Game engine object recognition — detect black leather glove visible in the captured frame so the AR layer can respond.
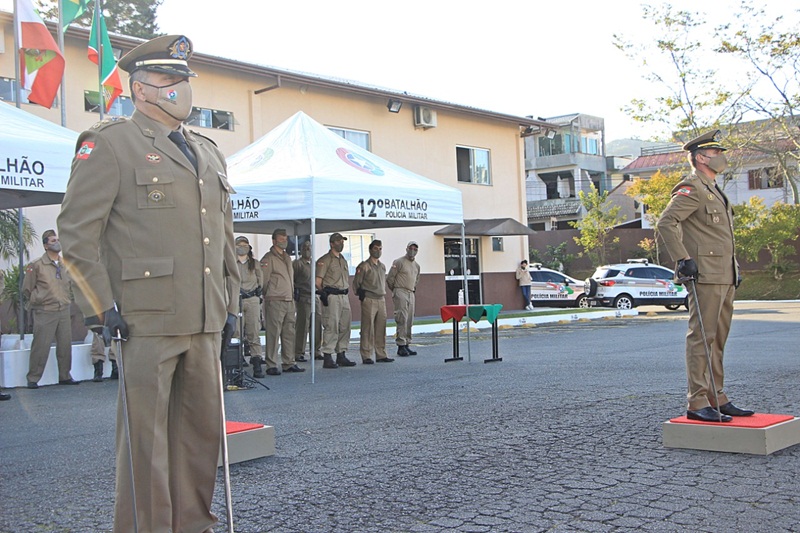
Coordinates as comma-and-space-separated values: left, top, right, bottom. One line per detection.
677, 258, 698, 279
86, 307, 129, 346
221, 313, 236, 347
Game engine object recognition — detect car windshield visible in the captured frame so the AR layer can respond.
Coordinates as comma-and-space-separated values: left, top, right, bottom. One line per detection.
593, 268, 620, 279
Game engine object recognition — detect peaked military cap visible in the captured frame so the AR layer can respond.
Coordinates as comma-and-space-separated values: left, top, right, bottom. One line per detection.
118, 35, 197, 77
682, 130, 727, 152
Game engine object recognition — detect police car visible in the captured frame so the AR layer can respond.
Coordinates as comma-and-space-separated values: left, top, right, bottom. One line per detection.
528, 264, 588, 308
584, 259, 689, 310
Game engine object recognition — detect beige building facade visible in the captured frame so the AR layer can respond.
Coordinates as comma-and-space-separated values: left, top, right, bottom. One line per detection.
1, 13, 547, 317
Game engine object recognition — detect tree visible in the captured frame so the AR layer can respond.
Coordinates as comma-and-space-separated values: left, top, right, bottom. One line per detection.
0, 210, 36, 262
37, 0, 163, 39
734, 197, 800, 280
625, 169, 685, 263
571, 187, 625, 266
528, 242, 576, 272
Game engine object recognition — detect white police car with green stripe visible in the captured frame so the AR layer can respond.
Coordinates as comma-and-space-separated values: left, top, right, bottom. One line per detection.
585, 259, 688, 310
529, 264, 588, 308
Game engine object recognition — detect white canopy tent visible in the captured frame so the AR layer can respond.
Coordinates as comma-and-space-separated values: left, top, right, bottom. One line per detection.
227, 111, 466, 380
0, 102, 77, 210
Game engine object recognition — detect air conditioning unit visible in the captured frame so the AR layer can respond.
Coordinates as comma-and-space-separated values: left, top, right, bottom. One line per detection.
414, 106, 437, 128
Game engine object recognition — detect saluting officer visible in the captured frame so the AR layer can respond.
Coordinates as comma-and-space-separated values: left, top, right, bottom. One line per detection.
657, 130, 752, 423
316, 233, 356, 369
260, 229, 303, 375
236, 236, 265, 377
293, 240, 322, 362
353, 240, 394, 364
387, 241, 421, 357
58, 35, 239, 532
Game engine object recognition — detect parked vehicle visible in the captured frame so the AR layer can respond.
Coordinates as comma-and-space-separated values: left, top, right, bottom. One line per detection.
529, 263, 588, 308
584, 259, 688, 310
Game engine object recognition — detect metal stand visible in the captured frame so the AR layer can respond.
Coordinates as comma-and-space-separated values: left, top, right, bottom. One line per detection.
484, 320, 502, 363
444, 317, 463, 362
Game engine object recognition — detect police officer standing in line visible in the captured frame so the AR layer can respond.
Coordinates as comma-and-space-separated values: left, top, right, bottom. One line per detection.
387, 241, 421, 357
260, 229, 304, 375
293, 240, 323, 362
316, 233, 356, 369
90, 332, 118, 382
236, 236, 266, 378
657, 130, 753, 423
353, 240, 394, 364
58, 35, 239, 532
23, 230, 78, 388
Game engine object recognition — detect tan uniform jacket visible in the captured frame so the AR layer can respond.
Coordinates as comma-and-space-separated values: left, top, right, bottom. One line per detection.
353, 259, 387, 299
58, 111, 240, 336
387, 256, 420, 292
316, 251, 349, 290
260, 247, 294, 301
657, 172, 738, 285
293, 257, 315, 303
23, 253, 72, 311
238, 259, 263, 293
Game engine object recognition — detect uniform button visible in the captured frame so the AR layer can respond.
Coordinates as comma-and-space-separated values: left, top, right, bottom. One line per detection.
203, 237, 210, 245
205, 267, 211, 275
198, 179, 204, 186
710, 251, 714, 255
152, 177, 158, 183
201, 208, 207, 215
144, 271, 151, 277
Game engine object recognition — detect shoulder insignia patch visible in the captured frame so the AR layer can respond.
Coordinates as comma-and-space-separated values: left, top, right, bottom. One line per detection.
76, 142, 95, 160
674, 187, 692, 197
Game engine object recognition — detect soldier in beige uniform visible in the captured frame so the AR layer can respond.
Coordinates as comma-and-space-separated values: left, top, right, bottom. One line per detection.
657, 130, 752, 423
387, 241, 421, 357
353, 240, 394, 364
90, 332, 118, 382
293, 240, 322, 362
260, 229, 304, 375
23, 230, 78, 388
316, 233, 356, 369
236, 236, 265, 377
58, 36, 239, 533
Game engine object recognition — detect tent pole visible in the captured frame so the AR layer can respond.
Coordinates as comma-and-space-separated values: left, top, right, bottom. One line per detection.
461, 223, 470, 362
310, 219, 316, 384
18, 208, 24, 340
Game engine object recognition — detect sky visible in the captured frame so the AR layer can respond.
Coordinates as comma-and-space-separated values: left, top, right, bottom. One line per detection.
2, 0, 789, 141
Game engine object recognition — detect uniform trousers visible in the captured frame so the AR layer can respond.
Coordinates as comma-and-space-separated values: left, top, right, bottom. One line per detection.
239, 295, 263, 358
295, 296, 322, 358
113, 332, 221, 533
265, 300, 296, 370
685, 282, 734, 410
91, 332, 117, 363
321, 293, 351, 354
359, 297, 388, 360
27, 307, 73, 383
392, 288, 415, 346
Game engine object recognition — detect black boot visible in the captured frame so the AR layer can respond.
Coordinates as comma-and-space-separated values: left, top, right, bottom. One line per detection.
336, 352, 356, 367
251, 356, 266, 378
323, 353, 339, 369
110, 360, 118, 380
397, 345, 410, 357
92, 361, 104, 382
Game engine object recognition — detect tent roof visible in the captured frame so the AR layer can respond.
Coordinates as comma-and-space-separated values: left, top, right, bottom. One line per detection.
0, 102, 78, 209
228, 111, 463, 235
434, 218, 535, 237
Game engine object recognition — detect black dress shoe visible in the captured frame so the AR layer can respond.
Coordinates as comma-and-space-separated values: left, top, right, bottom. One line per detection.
687, 406, 732, 422
27, 382, 39, 389
295, 355, 308, 363
376, 357, 394, 363
362, 359, 374, 364
59, 379, 80, 385
265, 367, 281, 376
406, 347, 417, 355
314, 354, 325, 361
283, 365, 305, 373
716, 402, 755, 417
0, 392, 10, 401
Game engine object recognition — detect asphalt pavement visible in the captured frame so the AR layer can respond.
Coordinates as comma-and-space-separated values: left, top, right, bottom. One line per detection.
1, 301, 799, 532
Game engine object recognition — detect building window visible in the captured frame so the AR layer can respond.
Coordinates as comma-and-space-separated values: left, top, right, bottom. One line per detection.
186, 107, 234, 130
748, 167, 784, 190
328, 127, 371, 151
539, 134, 565, 156
84, 91, 133, 116
1, 77, 57, 107
491, 237, 503, 252
342, 234, 374, 275
456, 146, 491, 185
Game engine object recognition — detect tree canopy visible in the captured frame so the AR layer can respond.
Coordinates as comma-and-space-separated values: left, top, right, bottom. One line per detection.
37, 0, 163, 39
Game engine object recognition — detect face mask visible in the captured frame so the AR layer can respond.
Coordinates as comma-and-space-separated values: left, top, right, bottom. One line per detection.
407, 249, 417, 258
236, 246, 248, 256
276, 240, 288, 250
332, 242, 344, 253
140, 79, 193, 121
370, 249, 382, 259
301, 246, 311, 259
47, 242, 61, 253
704, 153, 728, 174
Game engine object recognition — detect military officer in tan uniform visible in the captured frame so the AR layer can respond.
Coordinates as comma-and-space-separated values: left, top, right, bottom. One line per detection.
23, 230, 78, 388
387, 241, 421, 357
260, 229, 303, 375
58, 35, 239, 533
293, 240, 322, 362
353, 240, 394, 364
236, 235, 265, 377
316, 233, 356, 369
657, 130, 752, 423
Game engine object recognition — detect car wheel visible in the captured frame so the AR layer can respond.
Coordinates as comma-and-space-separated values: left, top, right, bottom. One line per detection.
683, 296, 689, 311
585, 278, 598, 297
613, 294, 634, 310
665, 303, 681, 311
576, 295, 589, 309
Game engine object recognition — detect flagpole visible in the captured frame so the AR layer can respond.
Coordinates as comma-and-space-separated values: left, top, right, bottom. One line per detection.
95, 0, 104, 120
57, 0, 67, 126
13, 0, 22, 110
13, 0, 25, 340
